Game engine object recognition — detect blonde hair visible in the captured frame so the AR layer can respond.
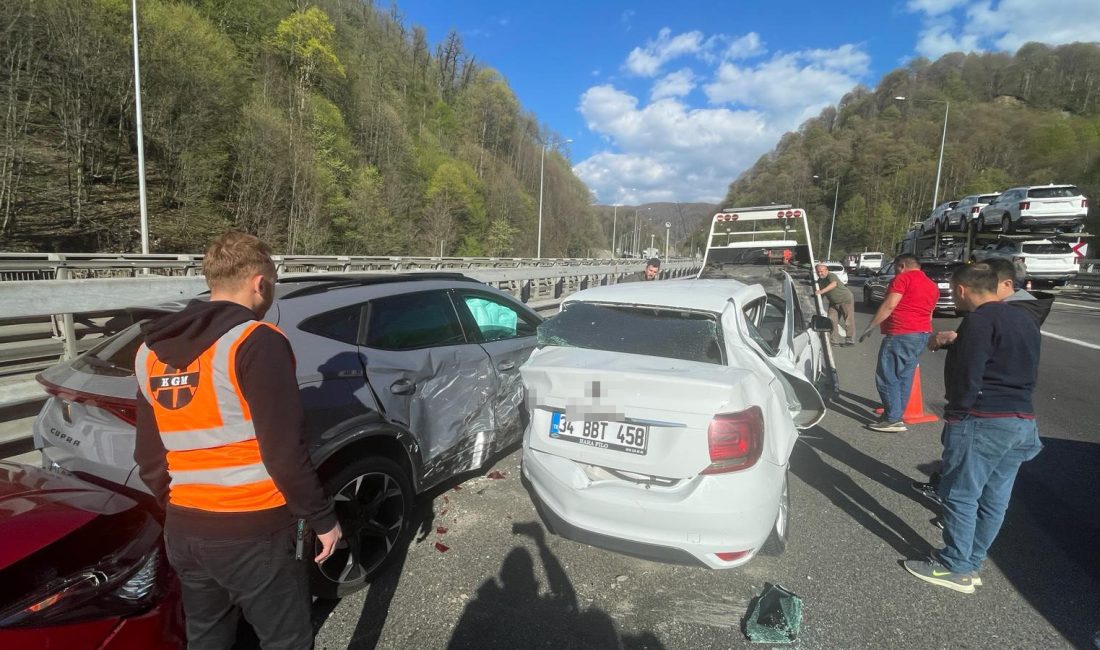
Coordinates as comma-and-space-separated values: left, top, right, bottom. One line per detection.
203, 231, 274, 291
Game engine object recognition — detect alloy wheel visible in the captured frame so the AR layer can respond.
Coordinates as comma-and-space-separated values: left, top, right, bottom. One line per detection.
318, 471, 406, 585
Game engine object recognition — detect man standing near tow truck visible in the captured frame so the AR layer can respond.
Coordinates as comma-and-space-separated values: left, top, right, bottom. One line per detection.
814, 263, 855, 347
134, 231, 342, 649
859, 253, 938, 433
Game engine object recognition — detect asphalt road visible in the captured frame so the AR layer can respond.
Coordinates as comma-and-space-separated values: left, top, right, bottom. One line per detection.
309, 285, 1100, 650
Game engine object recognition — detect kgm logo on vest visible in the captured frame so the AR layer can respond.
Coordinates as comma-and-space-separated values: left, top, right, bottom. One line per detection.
150, 363, 200, 409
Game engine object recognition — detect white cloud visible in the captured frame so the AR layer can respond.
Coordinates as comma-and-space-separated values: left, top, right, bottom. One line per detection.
906, 0, 969, 16
651, 68, 696, 100
909, 0, 1100, 59
704, 46, 869, 117
725, 32, 766, 60
575, 32, 869, 203
624, 28, 707, 77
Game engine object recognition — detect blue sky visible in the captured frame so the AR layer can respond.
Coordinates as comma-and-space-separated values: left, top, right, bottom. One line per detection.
397, 0, 1100, 204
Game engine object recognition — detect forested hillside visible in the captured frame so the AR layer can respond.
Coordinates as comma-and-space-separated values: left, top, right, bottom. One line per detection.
721, 43, 1100, 257
0, 0, 599, 255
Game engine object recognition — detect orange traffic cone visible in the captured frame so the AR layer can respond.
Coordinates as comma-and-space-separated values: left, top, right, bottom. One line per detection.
874, 365, 939, 425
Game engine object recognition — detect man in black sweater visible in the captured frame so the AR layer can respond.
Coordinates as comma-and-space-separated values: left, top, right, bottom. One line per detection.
135, 232, 340, 648
903, 263, 1043, 593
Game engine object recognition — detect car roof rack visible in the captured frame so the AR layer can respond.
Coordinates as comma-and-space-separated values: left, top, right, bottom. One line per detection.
278, 272, 480, 299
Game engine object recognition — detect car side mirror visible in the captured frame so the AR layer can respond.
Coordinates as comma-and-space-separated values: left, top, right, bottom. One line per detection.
810, 315, 833, 333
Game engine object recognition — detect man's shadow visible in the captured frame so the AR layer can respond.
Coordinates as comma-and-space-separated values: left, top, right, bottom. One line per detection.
446, 522, 665, 649
792, 426, 934, 558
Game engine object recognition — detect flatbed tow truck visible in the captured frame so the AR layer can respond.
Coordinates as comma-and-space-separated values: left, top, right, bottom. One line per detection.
697, 204, 840, 400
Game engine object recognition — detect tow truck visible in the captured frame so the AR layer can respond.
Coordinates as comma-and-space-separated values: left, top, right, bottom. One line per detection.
698, 205, 840, 400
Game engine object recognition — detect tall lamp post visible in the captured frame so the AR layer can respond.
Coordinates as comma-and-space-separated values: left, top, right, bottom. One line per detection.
131, 0, 149, 254
664, 221, 671, 259
537, 137, 572, 258
611, 204, 618, 258
896, 96, 949, 211
813, 174, 841, 261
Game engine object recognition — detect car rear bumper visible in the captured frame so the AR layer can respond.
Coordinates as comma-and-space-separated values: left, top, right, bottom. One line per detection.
1019, 215, 1086, 227
1026, 270, 1077, 281
521, 445, 781, 569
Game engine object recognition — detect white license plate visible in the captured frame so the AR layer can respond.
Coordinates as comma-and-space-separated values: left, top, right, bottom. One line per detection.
548, 412, 648, 455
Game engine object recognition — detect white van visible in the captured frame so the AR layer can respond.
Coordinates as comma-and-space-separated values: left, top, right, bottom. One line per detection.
856, 251, 884, 275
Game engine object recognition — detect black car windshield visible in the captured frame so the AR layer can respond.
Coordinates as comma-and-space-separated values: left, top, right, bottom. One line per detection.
538, 302, 723, 365
1028, 186, 1079, 199
979, 194, 1000, 203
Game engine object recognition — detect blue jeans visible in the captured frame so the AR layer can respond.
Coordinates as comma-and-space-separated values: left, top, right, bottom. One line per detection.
874, 333, 929, 422
937, 417, 1042, 573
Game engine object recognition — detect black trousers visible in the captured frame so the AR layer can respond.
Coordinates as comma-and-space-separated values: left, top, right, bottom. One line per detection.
165, 525, 312, 650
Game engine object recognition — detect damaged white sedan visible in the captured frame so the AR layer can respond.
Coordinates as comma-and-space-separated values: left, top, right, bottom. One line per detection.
520, 277, 829, 568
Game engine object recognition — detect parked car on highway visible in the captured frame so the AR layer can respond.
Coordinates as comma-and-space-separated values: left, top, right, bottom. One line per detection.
854, 251, 884, 275
977, 185, 1089, 233
32, 273, 542, 598
862, 260, 963, 315
971, 239, 1078, 285
945, 192, 1000, 232
520, 278, 830, 569
0, 461, 182, 649
921, 200, 959, 234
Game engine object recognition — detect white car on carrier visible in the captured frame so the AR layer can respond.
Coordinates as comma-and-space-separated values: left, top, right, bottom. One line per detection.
519, 206, 832, 569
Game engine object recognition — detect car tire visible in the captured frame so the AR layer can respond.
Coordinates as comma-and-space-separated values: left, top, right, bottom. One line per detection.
761, 468, 790, 556
1001, 215, 1014, 234
310, 456, 413, 599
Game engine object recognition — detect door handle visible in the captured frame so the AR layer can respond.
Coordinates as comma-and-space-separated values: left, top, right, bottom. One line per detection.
497, 360, 516, 372
389, 379, 415, 395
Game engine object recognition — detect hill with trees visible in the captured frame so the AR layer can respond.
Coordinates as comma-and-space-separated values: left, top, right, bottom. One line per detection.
0, 0, 599, 256
718, 42, 1100, 258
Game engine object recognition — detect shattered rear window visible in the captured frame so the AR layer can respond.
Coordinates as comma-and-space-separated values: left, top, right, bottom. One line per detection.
538, 302, 724, 365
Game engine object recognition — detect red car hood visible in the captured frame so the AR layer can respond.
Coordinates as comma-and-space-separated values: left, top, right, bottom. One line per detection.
0, 462, 138, 570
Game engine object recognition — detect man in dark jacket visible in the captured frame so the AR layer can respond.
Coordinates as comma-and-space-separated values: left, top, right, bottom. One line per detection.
902, 264, 1043, 593
915, 257, 1053, 507
134, 232, 341, 649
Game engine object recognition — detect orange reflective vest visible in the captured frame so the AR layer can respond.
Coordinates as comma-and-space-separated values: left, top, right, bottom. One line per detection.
135, 321, 287, 512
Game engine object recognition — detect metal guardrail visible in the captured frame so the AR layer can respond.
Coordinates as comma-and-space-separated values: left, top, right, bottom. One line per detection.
1071, 258, 1100, 288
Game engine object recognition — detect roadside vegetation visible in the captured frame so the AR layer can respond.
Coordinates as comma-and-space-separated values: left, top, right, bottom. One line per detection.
0, 0, 599, 256
720, 43, 1100, 257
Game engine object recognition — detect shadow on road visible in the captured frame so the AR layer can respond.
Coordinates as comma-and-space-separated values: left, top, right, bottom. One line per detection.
989, 436, 1100, 647
792, 426, 934, 558
446, 522, 664, 650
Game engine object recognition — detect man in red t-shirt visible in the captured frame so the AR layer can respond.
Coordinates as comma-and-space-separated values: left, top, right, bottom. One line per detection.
858, 253, 938, 432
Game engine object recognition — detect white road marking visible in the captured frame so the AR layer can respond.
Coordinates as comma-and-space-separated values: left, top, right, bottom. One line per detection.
1053, 301, 1100, 312
1041, 331, 1100, 350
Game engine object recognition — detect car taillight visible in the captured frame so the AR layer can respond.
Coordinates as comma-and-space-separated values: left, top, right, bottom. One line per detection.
715, 550, 751, 562
1019, 201, 1030, 210
702, 406, 763, 474
1083, 199, 1090, 209
971, 206, 980, 214
36, 375, 138, 425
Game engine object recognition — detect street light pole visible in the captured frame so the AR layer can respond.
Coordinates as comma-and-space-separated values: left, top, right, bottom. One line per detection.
664, 221, 671, 259
611, 204, 617, 258
131, 0, 149, 254
827, 179, 839, 260
632, 209, 639, 257
896, 96, 949, 211
536, 137, 572, 259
